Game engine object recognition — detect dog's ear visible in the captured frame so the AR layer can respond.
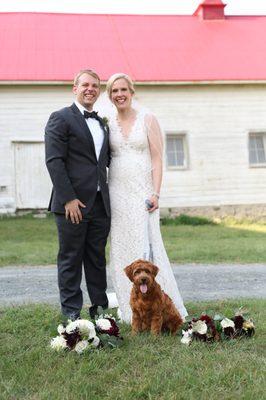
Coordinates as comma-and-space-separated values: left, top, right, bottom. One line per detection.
124, 263, 135, 282
151, 263, 159, 277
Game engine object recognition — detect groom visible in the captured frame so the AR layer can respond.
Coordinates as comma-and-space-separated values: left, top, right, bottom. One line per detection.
45, 69, 111, 321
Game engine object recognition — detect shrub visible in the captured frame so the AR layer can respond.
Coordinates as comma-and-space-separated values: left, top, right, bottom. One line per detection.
161, 214, 215, 226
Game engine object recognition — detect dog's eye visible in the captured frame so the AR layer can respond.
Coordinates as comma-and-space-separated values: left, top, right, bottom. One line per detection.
133, 268, 150, 275
133, 269, 141, 275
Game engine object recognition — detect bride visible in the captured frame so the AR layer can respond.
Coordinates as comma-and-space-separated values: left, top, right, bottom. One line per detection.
106, 73, 188, 323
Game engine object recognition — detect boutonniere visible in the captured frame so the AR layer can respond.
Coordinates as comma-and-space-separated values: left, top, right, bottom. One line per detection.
102, 116, 109, 128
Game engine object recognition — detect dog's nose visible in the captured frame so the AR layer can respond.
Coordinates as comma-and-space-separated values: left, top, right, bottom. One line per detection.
141, 278, 147, 284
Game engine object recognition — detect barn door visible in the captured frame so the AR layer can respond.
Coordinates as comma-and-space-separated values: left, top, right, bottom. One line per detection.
13, 141, 51, 209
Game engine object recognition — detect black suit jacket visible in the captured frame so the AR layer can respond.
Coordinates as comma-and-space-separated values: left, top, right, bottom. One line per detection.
45, 103, 111, 216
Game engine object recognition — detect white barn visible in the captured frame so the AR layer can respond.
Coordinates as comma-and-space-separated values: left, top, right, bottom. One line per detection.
1, 1, 266, 218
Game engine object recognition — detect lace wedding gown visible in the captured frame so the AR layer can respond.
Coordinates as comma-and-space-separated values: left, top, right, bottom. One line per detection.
108, 110, 188, 323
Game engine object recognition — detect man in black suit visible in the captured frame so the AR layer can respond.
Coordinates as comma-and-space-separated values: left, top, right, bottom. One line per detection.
45, 69, 110, 320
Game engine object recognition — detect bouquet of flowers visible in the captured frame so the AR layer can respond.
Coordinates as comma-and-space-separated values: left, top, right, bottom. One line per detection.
50, 314, 123, 354
181, 309, 255, 346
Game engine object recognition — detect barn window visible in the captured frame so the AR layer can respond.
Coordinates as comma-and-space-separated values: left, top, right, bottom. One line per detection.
249, 133, 266, 166
166, 134, 188, 169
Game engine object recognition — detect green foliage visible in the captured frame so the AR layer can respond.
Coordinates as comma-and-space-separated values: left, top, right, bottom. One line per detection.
99, 333, 124, 349
161, 214, 215, 226
0, 300, 265, 400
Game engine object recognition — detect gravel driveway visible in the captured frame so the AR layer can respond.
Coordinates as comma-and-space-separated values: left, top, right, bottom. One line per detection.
0, 263, 265, 307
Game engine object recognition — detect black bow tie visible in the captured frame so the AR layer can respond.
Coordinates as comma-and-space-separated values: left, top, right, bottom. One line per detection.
84, 110, 99, 120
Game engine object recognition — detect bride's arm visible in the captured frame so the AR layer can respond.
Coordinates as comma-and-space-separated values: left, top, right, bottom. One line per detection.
146, 114, 164, 212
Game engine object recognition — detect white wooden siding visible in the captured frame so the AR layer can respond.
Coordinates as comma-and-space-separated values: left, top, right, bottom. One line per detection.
1, 84, 266, 211
0, 85, 73, 210
13, 141, 51, 208
137, 85, 266, 208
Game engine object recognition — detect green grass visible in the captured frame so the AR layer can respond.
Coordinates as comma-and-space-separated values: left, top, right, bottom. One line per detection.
0, 214, 58, 266
1, 214, 266, 266
163, 222, 266, 263
0, 299, 265, 400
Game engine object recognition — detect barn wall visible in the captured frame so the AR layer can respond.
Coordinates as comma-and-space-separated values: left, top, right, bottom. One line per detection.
1, 83, 266, 216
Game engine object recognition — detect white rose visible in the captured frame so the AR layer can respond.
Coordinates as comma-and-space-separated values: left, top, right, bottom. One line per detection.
65, 320, 80, 334
77, 320, 96, 337
57, 324, 65, 335
96, 318, 112, 331
74, 340, 89, 354
180, 329, 193, 345
221, 318, 235, 330
50, 336, 68, 351
66, 319, 96, 338
192, 320, 208, 335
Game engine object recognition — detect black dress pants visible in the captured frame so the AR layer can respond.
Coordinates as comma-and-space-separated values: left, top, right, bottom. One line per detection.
55, 192, 110, 317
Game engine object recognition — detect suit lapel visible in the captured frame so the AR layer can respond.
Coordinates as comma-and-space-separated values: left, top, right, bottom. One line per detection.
98, 123, 108, 162
70, 103, 97, 160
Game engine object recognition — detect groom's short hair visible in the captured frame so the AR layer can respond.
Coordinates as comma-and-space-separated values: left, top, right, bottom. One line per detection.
74, 69, 100, 86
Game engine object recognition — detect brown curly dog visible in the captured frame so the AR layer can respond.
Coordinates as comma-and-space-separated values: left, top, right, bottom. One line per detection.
124, 259, 183, 335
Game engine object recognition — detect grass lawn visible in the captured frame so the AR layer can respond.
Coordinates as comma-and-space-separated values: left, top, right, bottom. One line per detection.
0, 299, 265, 400
1, 214, 266, 266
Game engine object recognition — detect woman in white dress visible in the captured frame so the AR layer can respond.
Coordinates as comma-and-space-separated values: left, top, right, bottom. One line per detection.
106, 73, 188, 323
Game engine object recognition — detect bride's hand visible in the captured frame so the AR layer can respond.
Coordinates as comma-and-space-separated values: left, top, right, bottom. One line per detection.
147, 195, 159, 213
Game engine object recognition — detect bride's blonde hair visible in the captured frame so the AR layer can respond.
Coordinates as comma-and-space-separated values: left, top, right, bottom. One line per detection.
106, 73, 135, 100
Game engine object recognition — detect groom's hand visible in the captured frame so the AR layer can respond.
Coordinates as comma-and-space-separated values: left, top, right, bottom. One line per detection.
65, 199, 86, 224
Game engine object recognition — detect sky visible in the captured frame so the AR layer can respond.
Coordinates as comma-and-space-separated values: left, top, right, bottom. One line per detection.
0, 0, 265, 15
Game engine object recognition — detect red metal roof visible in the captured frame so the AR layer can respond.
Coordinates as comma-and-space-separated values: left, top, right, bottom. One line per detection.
1, 12, 266, 82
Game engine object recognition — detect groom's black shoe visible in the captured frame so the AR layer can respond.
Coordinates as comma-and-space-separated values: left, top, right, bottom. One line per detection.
89, 305, 98, 320
89, 302, 108, 320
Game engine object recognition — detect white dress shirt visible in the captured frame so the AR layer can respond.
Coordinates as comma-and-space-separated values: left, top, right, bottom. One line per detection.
74, 100, 104, 160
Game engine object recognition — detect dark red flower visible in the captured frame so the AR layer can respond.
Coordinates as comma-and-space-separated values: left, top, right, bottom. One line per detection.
233, 315, 244, 331
193, 332, 207, 342
96, 318, 120, 337
62, 328, 82, 349
200, 314, 213, 324
199, 314, 218, 339
223, 326, 235, 338
107, 318, 120, 337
